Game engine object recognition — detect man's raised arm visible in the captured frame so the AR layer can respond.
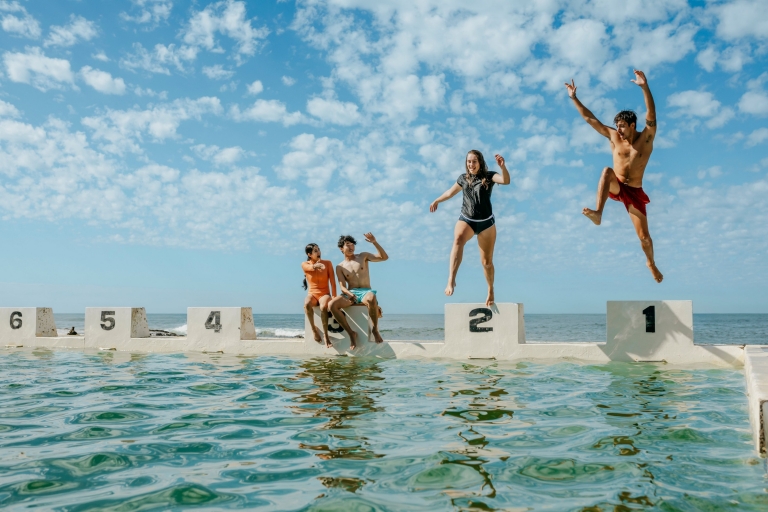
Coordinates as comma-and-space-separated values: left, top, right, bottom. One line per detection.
632, 70, 657, 137
564, 79, 611, 139
362, 232, 388, 262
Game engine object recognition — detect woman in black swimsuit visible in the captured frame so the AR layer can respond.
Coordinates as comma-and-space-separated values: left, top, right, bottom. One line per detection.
429, 150, 510, 306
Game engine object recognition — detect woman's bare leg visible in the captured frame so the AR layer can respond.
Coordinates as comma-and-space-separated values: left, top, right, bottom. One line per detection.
304, 295, 321, 342
446, 221, 475, 296
477, 224, 497, 306
318, 295, 332, 347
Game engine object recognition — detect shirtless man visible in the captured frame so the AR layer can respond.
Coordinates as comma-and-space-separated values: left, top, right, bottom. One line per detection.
565, 69, 663, 283
328, 233, 388, 348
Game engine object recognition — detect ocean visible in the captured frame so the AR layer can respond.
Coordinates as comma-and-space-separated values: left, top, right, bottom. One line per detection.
52, 313, 768, 344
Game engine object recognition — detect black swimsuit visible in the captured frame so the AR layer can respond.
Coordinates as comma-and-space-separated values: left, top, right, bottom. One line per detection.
457, 171, 497, 235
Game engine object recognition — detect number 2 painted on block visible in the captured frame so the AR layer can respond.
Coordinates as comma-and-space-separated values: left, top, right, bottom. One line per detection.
205, 311, 222, 333
642, 306, 655, 333
469, 308, 493, 333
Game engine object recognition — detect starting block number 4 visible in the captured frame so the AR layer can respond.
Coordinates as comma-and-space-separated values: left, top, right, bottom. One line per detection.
84, 308, 150, 348
0, 308, 57, 343
187, 308, 257, 349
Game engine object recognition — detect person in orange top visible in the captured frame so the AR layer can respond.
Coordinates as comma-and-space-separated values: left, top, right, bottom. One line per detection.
302, 243, 337, 347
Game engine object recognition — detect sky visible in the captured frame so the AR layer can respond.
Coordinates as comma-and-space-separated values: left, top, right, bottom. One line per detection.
0, 0, 767, 315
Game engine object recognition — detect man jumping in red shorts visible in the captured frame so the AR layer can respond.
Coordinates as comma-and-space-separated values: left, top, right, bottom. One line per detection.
565, 70, 663, 283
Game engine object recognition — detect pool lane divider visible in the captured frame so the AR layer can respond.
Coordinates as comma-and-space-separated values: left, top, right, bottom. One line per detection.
2, 301, 767, 457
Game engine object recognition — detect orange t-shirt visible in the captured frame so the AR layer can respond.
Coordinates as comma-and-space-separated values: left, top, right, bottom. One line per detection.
302, 259, 336, 298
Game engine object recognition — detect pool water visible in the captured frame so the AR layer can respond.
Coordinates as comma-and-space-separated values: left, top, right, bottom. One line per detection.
1, 350, 766, 510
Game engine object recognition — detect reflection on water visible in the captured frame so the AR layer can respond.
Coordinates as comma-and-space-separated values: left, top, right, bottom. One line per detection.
0, 351, 766, 510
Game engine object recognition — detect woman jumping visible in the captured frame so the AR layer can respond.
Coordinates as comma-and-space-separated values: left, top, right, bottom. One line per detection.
302, 243, 336, 347
429, 150, 510, 306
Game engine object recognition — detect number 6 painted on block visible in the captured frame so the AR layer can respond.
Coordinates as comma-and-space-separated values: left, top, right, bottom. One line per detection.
10, 311, 22, 330
469, 308, 493, 333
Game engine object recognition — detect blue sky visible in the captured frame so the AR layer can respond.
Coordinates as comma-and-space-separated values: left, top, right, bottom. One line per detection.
0, 0, 767, 315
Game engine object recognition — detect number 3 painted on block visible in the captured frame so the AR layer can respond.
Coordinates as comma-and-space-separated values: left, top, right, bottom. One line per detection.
469, 308, 493, 333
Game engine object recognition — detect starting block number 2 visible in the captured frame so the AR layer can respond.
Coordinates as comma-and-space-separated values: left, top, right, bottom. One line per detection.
469, 308, 493, 333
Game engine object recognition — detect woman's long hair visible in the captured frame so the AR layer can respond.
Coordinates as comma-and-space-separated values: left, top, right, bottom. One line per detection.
465, 149, 490, 189
302, 243, 319, 290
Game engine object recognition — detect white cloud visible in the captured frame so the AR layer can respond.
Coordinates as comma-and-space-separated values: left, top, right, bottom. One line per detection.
738, 91, 768, 116
191, 143, 246, 165
746, 128, 768, 147
121, 0, 173, 26
92, 51, 110, 62
82, 97, 223, 154
121, 42, 198, 74
667, 90, 733, 128
202, 64, 234, 80
230, 99, 304, 126
182, 0, 269, 63
246, 80, 263, 95
0, 99, 20, 118
277, 133, 360, 188
2, 47, 75, 91
697, 166, 722, 180
0, 1, 40, 39
281, 75, 296, 86
80, 66, 126, 95
306, 97, 361, 125
712, 0, 768, 41
44, 15, 98, 48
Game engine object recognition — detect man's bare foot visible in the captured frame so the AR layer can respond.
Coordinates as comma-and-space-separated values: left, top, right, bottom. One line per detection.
312, 325, 322, 342
324, 335, 333, 349
486, 289, 495, 307
348, 330, 358, 350
372, 328, 384, 344
445, 281, 456, 296
582, 207, 602, 225
648, 262, 664, 283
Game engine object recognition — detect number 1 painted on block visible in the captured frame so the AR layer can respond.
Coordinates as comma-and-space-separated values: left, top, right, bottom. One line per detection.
642, 306, 655, 333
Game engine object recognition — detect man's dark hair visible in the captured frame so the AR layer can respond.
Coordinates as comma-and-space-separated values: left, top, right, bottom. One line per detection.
338, 235, 356, 249
614, 110, 637, 127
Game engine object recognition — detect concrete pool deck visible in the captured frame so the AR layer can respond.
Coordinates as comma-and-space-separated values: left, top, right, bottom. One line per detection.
2, 301, 767, 456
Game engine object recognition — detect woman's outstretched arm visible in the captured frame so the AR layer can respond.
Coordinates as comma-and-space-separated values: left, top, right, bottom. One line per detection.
429, 183, 461, 212
492, 154, 510, 184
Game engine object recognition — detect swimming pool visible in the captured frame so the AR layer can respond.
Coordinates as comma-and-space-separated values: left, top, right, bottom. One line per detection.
1, 351, 766, 510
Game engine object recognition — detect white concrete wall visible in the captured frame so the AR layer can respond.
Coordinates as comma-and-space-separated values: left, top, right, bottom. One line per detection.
744, 346, 768, 454
0, 308, 57, 345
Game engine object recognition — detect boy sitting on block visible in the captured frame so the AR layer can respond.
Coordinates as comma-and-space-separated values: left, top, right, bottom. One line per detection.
329, 233, 388, 348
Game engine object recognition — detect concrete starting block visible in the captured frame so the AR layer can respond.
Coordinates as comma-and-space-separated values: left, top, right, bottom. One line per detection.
446, 303, 525, 359
0, 307, 57, 346
303, 304, 374, 355
85, 308, 149, 349
186, 307, 257, 352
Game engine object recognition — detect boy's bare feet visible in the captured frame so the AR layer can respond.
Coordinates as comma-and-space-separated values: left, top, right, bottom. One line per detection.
582, 207, 602, 225
324, 335, 333, 348
348, 330, 358, 350
648, 262, 664, 283
312, 326, 322, 343
372, 328, 384, 344
445, 281, 455, 296
486, 288, 495, 307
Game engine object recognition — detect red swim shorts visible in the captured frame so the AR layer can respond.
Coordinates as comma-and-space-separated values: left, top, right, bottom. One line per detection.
609, 180, 650, 217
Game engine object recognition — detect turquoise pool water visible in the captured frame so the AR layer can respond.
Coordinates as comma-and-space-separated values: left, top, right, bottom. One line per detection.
1, 350, 766, 510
